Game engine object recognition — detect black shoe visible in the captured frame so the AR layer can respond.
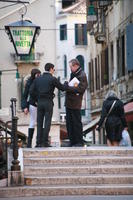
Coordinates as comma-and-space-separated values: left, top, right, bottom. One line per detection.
72, 143, 84, 147
35, 144, 41, 147
42, 143, 52, 147
27, 145, 31, 148
66, 142, 73, 147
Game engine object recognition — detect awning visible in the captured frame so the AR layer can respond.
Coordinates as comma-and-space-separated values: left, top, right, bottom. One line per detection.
124, 102, 133, 114
124, 102, 133, 122
83, 117, 100, 135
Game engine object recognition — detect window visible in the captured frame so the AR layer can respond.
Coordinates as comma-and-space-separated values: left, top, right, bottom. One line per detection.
81, 109, 85, 116
60, 24, 67, 41
95, 57, 100, 90
105, 48, 109, 85
89, 60, 94, 93
99, 0, 113, 7
75, 24, 87, 45
101, 48, 109, 87
62, 0, 75, 9
76, 55, 84, 70
121, 35, 125, 76
110, 42, 114, 80
126, 24, 133, 71
64, 55, 67, 78
117, 39, 120, 78
58, 77, 61, 109
117, 35, 126, 78
97, 55, 101, 89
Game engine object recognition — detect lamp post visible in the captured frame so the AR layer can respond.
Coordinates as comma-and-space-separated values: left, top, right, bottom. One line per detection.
10, 98, 20, 171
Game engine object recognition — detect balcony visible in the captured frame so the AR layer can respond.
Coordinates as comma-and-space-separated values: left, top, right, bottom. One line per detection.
11, 52, 44, 66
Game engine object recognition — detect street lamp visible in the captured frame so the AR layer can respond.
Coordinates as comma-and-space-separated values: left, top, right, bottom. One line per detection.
87, 0, 97, 22
87, 4, 97, 22
5, 20, 40, 56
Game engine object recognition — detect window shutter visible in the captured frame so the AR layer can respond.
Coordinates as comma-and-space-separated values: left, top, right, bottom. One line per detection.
101, 51, 105, 87
121, 35, 125, 76
105, 47, 109, 85
89, 62, 91, 91
60, 25, 62, 40
57, 77, 61, 108
90, 59, 94, 93
64, 55, 67, 78
60, 24, 67, 40
97, 55, 100, 90
95, 57, 98, 90
126, 23, 133, 71
83, 24, 87, 45
101, 48, 109, 87
75, 24, 78, 45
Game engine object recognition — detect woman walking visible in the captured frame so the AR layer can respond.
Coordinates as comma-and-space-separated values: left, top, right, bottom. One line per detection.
96, 90, 128, 146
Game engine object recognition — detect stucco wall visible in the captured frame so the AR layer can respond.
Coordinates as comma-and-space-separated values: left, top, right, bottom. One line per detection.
56, 12, 90, 119
0, 0, 59, 121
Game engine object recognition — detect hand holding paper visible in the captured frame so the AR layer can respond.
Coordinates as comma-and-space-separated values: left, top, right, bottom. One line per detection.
68, 77, 80, 87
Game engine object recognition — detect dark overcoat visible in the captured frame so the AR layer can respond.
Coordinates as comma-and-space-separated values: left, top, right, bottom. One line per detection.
29, 72, 67, 101
97, 96, 127, 142
65, 67, 88, 110
21, 77, 37, 110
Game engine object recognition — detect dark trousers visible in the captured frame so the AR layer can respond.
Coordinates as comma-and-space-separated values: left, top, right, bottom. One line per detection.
66, 107, 83, 146
36, 99, 53, 146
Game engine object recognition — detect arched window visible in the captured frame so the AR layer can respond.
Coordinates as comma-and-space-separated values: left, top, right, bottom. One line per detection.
76, 55, 84, 70
75, 24, 87, 45
64, 55, 67, 78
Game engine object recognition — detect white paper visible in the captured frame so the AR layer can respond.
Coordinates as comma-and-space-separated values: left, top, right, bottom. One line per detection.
68, 77, 80, 87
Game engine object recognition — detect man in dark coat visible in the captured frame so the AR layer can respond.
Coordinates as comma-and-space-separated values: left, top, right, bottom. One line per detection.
65, 59, 88, 147
30, 63, 68, 147
96, 90, 128, 146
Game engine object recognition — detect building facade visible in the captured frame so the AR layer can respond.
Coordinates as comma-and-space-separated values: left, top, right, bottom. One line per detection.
0, 0, 58, 117
0, 0, 60, 146
87, 0, 133, 144
56, 0, 91, 125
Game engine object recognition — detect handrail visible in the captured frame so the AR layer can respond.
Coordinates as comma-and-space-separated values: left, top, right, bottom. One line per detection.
0, 119, 27, 143
0, 120, 12, 180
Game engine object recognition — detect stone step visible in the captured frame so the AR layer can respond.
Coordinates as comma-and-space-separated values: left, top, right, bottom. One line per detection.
24, 165, 133, 176
24, 156, 133, 166
23, 147, 133, 158
0, 184, 133, 197
24, 174, 133, 186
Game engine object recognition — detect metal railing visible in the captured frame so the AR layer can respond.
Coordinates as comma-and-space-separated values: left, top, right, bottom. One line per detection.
0, 98, 27, 180
0, 120, 12, 180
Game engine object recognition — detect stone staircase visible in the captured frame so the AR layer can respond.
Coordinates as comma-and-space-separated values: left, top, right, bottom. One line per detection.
0, 146, 133, 197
